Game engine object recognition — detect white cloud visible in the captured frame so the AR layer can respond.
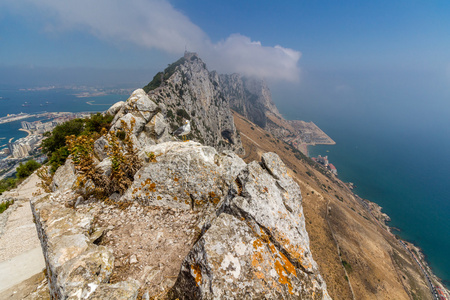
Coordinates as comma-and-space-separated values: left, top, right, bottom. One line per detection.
2, 0, 301, 81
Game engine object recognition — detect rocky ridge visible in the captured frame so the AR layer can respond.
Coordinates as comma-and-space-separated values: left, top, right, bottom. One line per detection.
143, 52, 244, 155
30, 63, 330, 298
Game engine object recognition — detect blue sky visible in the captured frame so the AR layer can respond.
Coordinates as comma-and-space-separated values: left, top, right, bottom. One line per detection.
1, 1, 450, 87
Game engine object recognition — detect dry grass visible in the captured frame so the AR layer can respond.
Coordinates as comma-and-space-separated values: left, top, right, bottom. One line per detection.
233, 110, 432, 300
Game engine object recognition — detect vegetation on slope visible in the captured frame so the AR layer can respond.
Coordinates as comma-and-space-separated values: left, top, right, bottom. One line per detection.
0, 159, 41, 195
66, 120, 142, 200
41, 113, 113, 172
143, 57, 186, 93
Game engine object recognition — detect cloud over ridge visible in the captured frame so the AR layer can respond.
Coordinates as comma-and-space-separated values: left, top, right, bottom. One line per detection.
3, 0, 301, 81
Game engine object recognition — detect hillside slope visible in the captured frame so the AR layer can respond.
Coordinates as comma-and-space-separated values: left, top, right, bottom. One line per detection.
233, 111, 433, 300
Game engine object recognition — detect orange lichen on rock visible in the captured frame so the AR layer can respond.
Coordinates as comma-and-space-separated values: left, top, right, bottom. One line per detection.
275, 231, 306, 267
191, 264, 202, 286
279, 252, 296, 277
274, 259, 294, 294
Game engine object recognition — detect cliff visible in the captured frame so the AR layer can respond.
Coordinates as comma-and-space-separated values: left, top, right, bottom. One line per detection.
143, 52, 244, 155
26, 54, 445, 299
217, 69, 335, 150
30, 74, 330, 297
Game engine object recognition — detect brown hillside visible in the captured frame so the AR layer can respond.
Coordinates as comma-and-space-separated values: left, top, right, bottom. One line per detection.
233, 111, 431, 300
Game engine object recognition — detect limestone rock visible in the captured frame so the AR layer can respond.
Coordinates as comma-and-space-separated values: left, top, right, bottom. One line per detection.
94, 136, 109, 161
97, 158, 112, 177
144, 53, 244, 154
106, 101, 125, 116
88, 280, 140, 299
57, 246, 114, 297
110, 112, 146, 137
127, 88, 158, 121
51, 159, 77, 192
31, 191, 139, 299
123, 141, 245, 214
171, 152, 330, 299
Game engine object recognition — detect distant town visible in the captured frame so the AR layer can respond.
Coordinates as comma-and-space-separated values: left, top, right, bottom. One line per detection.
0, 111, 93, 180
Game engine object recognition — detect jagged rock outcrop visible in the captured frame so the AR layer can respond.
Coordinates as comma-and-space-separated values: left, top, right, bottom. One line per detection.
31, 191, 139, 299
109, 88, 173, 148
51, 158, 77, 192
31, 54, 329, 299
143, 52, 244, 154
123, 141, 246, 214
170, 153, 330, 299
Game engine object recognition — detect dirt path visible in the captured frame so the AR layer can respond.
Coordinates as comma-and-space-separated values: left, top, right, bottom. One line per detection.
0, 173, 47, 295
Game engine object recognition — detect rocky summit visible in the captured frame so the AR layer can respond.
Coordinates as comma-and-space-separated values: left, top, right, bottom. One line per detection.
28, 55, 331, 299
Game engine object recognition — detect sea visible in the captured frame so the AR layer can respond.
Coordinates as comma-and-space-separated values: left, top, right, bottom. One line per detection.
0, 87, 126, 149
273, 72, 450, 288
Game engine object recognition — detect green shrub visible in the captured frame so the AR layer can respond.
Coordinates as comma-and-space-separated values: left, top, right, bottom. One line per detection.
176, 108, 190, 120
0, 178, 18, 194
143, 72, 163, 93
42, 114, 114, 173
49, 147, 70, 173
41, 119, 85, 155
16, 160, 41, 179
342, 260, 353, 272
0, 199, 14, 214
84, 113, 114, 133
143, 57, 187, 93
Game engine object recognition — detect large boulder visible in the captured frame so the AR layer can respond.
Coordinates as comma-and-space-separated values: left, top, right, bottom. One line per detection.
122, 141, 246, 214
170, 153, 330, 299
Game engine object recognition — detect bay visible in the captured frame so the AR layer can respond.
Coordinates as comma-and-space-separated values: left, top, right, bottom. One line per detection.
0, 88, 126, 147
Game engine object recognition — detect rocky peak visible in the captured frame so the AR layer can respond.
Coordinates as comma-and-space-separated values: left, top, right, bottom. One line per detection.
143, 53, 244, 155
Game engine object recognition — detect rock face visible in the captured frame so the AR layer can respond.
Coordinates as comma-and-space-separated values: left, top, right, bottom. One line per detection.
144, 52, 244, 154
30, 191, 139, 299
219, 74, 281, 128
170, 152, 330, 299
123, 141, 246, 215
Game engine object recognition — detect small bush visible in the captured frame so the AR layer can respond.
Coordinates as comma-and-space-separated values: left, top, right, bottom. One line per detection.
342, 260, 352, 272
176, 108, 190, 120
16, 160, 41, 179
0, 178, 17, 194
42, 114, 114, 173
0, 199, 14, 214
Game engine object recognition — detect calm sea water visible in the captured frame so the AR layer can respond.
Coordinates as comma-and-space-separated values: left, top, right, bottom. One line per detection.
0, 88, 125, 148
273, 74, 450, 287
